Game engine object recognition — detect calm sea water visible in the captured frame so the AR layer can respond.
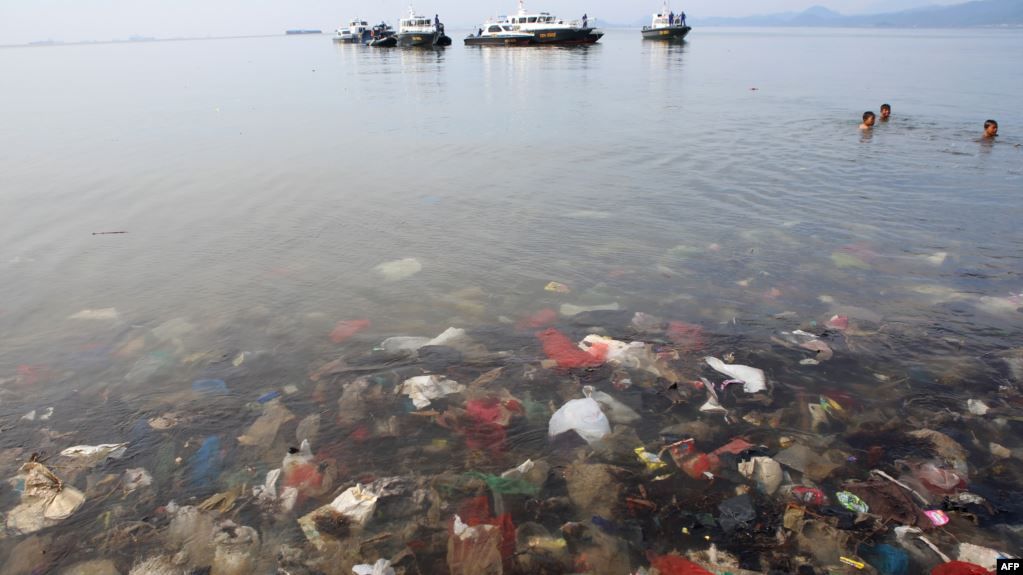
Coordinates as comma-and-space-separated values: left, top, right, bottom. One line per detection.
0, 27, 1022, 571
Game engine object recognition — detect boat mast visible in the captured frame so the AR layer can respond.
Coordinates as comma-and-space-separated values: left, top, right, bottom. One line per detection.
518, 0, 525, 16
661, 0, 669, 17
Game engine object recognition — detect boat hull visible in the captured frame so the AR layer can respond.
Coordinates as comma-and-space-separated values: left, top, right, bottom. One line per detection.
641, 26, 690, 40
528, 27, 602, 44
334, 33, 368, 44
464, 36, 534, 46
397, 31, 452, 47
366, 36, 397, 47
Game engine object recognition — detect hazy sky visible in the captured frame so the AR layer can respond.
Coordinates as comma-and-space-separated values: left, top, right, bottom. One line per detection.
0, 0, 967, 44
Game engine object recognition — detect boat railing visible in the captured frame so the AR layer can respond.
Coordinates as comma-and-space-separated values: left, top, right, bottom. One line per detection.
563, 17, 596, 28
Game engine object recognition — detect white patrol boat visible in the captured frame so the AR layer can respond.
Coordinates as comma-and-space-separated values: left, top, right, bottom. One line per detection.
494, 0, 602, 44
335, 19, 371, 43
396, 6, 452, 47
641, 2, 691, 40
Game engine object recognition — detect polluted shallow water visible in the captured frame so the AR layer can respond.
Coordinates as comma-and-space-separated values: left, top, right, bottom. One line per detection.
1, 266, 1022, 575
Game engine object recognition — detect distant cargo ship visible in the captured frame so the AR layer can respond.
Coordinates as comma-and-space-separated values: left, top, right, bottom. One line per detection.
285, 30, 323, 35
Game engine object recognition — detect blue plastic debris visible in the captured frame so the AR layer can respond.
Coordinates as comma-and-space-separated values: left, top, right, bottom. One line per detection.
192, 379, 228, 396
861, 543, 909, 575
256, 390, 282, 404
189, 435, 221, 490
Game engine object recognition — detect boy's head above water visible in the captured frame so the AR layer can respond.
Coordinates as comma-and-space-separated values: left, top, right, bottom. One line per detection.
861, 111, 876, 129
984, 119, 999, 138
880, 104, 891, 120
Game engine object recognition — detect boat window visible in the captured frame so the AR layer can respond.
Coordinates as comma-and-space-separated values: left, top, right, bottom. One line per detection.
527, 17, 537, 23
488, 25, 502, 33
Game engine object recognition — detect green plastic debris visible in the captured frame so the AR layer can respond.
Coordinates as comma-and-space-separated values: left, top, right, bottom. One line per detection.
465, 472, 541, 496
836, 491, 869, 513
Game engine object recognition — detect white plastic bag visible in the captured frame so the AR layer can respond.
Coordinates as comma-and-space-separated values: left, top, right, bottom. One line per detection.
705, 356, 767, 393
582, 385, 640, 424
353, 559, 396, 575
548, 397, 611, 445
399, 375, 465, 409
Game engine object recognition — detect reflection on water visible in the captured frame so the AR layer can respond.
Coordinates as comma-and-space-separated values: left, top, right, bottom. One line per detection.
0, 28, 1022, 573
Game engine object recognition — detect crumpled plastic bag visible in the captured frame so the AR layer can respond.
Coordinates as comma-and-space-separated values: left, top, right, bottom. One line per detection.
582, 385, 639, 424
374, 257, 422, 281
536, 328, 603, 369
238, 401, 294, 446
548, 396, 611, 445
737, 456, 783, 495
717, 494, 755, 533
5, 461, 86, 534
298, 483, 382, 550
353, 559, 396, 575
60, 443, 128, 460
212, 521, 260, 575
123, 468, 153, 493
399, 375, 465, 409
447, 514, 503, 575
253, 468, 298, 513
281, 439, 334, 499
705, 357, 767, 393
578, 334, 676, 380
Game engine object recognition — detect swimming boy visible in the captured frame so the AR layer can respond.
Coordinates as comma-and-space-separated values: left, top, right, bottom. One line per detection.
860, 111, 876, 130
880, 104, 891, 121
983, 119, 998, 138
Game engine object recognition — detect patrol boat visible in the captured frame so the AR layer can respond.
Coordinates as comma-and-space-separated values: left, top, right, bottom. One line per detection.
335, 19, 371, 43
641, 2, 691, 40
464, 23, 536, 46
494, 0, 602, 45
366, 22, 397, 47
396, 7, 452, 47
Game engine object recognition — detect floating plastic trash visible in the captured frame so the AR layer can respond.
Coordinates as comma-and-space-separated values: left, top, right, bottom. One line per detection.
836, 491, 869, 513
193, 379, 229, 396
705, 356, 767, 393
548, 396, 611, 445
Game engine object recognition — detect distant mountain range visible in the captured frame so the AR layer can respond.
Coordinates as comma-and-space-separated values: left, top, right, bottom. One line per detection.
696, 0, 1023, 27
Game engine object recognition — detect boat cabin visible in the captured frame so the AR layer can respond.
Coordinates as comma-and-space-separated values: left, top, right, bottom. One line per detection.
399, 15, 437, 33
485, 24, 518, 33
508, 13, 559, 25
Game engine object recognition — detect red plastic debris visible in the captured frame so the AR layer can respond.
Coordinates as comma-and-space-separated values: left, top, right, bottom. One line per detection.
667, 321, 704, 352
536, 328, 602, 369
330, 319, 370, 344
517, 308, 558, 330
826, 314, 849, 331
463, 421, 506, 453
650, 554, 716, 575
931, 561, 993, 575
466, 397, 522, 427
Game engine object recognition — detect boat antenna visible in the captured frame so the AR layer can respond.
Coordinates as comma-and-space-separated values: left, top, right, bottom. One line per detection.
518, 0, 525, 15
662, 0, 669, 16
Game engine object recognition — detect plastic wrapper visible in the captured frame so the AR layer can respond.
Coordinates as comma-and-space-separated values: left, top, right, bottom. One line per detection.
447, 514, 504, 575
5, 461, 86, 535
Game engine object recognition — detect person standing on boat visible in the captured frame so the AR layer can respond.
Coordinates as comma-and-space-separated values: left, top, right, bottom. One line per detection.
582, 13, 588, 28
669, 11, 674, 26
680, 11, 687, 26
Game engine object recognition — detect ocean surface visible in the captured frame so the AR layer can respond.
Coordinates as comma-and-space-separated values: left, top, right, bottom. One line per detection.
1, 27, 1022, 572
